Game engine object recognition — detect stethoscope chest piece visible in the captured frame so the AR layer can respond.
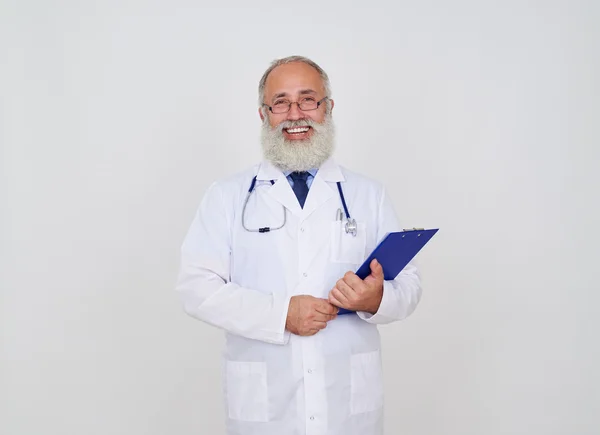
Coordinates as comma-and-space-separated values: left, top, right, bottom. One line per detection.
345, 218, 358, 237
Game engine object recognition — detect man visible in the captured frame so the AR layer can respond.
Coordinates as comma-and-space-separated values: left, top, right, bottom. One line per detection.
176, 55, 422, 435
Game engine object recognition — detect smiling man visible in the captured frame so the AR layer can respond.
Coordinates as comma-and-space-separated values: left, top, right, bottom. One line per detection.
177, 55, 422, 435
259, 60, 335, 174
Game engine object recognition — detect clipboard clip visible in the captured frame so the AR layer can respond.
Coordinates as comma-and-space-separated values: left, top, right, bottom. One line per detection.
402, 227, 425, 232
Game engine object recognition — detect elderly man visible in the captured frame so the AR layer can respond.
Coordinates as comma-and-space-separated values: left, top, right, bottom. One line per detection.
176, 55, 421, 435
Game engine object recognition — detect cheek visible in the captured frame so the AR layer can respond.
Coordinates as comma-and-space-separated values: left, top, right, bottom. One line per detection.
309, 111, 326, 124
268, 115, 284, 128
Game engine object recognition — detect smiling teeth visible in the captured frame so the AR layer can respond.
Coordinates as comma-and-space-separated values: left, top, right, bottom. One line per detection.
287, 127, 310, 133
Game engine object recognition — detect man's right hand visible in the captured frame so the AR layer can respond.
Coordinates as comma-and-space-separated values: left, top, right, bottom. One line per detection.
285, 295, 338, 336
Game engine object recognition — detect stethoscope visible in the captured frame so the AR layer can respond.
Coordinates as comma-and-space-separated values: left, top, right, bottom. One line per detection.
241, 176, 358, 236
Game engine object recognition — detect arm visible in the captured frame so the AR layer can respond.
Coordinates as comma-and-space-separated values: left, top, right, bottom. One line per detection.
327, 185, 423, 323
356, 186, 422, 324
176, 182, 291, 345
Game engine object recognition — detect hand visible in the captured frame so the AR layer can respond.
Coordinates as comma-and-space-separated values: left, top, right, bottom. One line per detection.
286, 295, 338, 336
328, 259, 384, 314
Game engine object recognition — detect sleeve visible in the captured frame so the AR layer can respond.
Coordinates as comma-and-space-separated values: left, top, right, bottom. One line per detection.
357, 185, 422, 324
175, 181, 291, 345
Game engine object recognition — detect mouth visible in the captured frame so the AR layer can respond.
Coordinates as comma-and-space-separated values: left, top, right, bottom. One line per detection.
283, 126, 312, 140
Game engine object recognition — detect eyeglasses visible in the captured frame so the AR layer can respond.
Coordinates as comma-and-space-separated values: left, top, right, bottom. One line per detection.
263, 96, 328, 114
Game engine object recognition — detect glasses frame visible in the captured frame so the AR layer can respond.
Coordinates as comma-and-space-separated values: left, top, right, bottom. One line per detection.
263, 96, 329, 114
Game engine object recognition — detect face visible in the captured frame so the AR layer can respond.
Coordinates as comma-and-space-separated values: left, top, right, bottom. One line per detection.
260, 62, 334, 140
259, 62, 336, 172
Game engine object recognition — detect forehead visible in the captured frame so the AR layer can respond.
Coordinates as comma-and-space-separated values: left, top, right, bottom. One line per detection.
264, 62, 325, 99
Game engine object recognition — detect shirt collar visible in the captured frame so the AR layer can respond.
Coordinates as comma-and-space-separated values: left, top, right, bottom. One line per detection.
283, 168, 318, 178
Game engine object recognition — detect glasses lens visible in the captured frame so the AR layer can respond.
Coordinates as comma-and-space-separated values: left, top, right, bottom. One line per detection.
272, 101, 290, 114
298, 98, 318, 111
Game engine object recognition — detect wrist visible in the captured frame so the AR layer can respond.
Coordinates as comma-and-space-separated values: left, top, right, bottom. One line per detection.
366, 286, 384, 314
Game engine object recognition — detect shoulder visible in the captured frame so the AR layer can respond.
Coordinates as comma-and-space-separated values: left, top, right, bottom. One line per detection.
337, 163, 386, 195
203, 164, 259, 199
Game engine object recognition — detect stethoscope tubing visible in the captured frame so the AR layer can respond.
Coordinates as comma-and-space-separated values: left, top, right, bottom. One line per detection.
242, 176, 355, 235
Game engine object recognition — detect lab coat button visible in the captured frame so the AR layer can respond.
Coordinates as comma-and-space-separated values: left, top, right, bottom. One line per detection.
303, 272, 308, 277
310, 416, 315, 421
300, 227, 305, 232
308, 369, 312, 374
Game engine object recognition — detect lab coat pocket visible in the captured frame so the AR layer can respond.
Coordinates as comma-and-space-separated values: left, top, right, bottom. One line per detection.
330, 221, 367, 265
350, 350, 384, 414
226, 361, 269, 422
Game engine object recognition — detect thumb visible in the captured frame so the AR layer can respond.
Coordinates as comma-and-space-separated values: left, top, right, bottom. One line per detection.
370, 259, 384, 280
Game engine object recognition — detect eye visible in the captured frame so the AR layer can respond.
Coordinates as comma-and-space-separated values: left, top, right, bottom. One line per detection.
302, 97, 316, 103
273, 100, 289, 106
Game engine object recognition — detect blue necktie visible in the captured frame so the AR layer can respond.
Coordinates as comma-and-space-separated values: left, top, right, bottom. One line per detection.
290, 171, 309, 208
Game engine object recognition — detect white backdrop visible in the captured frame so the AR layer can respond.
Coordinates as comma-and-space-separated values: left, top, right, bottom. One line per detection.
1, 1, 599, 434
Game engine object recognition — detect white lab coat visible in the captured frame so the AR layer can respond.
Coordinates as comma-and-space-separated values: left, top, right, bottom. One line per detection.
176, 157, 421, 435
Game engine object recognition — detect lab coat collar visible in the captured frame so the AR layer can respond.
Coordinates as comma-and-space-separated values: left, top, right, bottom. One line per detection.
256, 157, 345, 221
256, 157, 345, 183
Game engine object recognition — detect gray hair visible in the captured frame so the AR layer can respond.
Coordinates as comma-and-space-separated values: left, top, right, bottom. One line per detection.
258, 55, 332, 107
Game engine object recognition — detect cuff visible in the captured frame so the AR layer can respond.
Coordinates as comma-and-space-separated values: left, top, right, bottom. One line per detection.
357, 280, 395, 324
277, 294, 293, 345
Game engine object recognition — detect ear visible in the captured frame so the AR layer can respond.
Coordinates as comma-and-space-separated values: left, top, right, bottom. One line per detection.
330, 99, 335, 112
258, 107, 265, 122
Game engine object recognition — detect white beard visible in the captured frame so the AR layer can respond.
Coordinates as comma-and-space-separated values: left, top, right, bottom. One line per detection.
260, 112, 335, 172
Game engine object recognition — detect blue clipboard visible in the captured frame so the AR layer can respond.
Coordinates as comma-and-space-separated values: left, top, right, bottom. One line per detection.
337, 228, 439, 315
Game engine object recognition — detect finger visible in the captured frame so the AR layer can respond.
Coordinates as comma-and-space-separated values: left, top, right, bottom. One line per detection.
314, 311, 336, 322
315, 299, 339, 315
306, 322, 326, 335
342, 271, 364, 290
328, 292, 344, 308
314, 320, 328, 329
306, 328, 321, 336
330, 287, 350, 308
336, 278, 357, 301
370, 259, 384, 280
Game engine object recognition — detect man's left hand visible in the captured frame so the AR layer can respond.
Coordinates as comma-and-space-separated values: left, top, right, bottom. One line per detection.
328, 259, 384, 314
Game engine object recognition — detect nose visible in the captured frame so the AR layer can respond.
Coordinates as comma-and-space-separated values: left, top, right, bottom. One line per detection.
286, 102, 303, 121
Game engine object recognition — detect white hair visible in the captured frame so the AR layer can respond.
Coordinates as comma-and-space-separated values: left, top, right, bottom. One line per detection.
258, 55, 332, 106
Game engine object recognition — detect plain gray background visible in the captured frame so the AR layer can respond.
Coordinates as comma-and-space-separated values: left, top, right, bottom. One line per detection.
1, 1, 598, 434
